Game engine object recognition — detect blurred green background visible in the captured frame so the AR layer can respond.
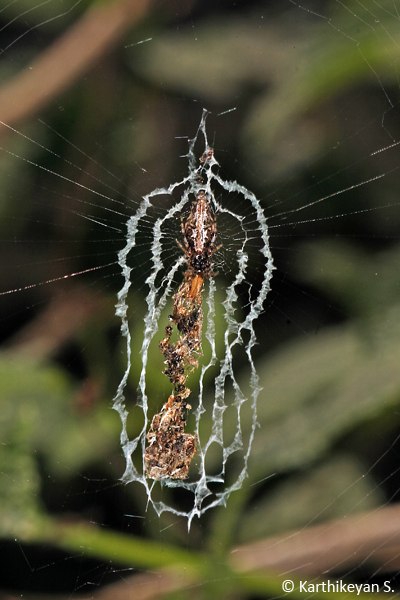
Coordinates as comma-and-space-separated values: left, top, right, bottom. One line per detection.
1, 0, 400, 597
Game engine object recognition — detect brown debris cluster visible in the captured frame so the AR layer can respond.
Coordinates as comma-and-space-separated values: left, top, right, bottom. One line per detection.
144, 395, 197, 480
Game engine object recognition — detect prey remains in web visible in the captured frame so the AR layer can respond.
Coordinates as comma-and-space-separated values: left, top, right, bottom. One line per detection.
113, 110, 274, 522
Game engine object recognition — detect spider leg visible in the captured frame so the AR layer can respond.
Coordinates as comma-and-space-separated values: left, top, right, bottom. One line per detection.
209, 243, 222, 257
180, 216, 186, 239
176, 240, 186, 254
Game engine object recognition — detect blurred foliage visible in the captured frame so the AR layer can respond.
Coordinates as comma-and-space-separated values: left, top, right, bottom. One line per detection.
1, 0, 400, 598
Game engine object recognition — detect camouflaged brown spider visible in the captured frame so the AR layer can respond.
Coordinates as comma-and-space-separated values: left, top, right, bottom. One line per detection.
178, 189, 220, 298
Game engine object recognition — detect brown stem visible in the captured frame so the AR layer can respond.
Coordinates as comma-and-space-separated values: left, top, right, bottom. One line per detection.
0, 0, 153, 128
231, 502, 400, 576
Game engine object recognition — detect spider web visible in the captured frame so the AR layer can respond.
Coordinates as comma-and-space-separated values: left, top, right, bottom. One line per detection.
113, 109, 274, 524
2, 0, 400, 596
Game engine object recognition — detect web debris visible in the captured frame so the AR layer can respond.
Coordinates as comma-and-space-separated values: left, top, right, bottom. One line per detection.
112, 109, 274, 524
145, 160, 218, 480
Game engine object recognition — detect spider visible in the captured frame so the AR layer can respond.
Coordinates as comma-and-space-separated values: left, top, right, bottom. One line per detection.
178, 190, 220, 297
